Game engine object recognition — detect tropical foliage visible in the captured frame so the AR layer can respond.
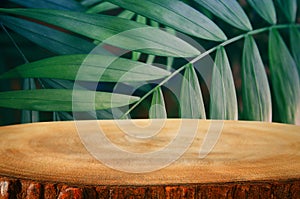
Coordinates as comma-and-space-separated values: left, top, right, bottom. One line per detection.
0, 0, 299, 125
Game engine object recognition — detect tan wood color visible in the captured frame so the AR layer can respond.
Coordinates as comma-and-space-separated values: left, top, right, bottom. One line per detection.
0, 119, 299, 198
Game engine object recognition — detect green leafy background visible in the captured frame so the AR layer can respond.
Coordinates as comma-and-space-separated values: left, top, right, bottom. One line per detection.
0, 0, 299, 125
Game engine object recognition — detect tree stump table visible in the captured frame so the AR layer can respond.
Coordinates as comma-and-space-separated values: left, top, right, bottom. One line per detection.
0, 119, 299, 198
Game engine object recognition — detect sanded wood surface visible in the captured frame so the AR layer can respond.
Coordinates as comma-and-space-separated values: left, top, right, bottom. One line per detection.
0, 119, 299, 198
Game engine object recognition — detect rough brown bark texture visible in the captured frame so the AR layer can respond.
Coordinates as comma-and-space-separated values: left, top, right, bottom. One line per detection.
0, 177, 299, 199
0, 120, 299, 198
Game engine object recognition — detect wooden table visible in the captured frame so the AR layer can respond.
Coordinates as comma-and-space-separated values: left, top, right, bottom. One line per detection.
0, 119, 299, 198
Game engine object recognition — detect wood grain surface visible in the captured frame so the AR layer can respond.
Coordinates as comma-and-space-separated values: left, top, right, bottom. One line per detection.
0, 119, 299, 198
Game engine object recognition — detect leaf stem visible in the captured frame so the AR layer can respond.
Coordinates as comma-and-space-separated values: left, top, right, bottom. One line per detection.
1, 24, 46, 89
121, 23, 300, 119
1, 23, 29, 63
121, 64, 188, 118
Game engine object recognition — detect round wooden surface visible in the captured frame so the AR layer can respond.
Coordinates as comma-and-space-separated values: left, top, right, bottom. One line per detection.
0, 119, 299, 187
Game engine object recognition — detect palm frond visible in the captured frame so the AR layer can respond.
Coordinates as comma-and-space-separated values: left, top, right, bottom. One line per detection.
242, 35, 272, 121
149, 87, 167, 119
194, 0, 252, 30
0, 15, 95, 54
107, 0, 227, 41
210, 47, 237, 120
0, 54, 171, 82
180, 63, 206, 119
0, 89, 139, 111
86, 2, 118, 13
290, 27, 300, 74
21, 78, 39, 123
9, 0, 85, 11
269, 28, 300, 124
0, 8, 199, 57
0, 0, 299, 125
275, 0, 297, 22
247, 0, 277, 24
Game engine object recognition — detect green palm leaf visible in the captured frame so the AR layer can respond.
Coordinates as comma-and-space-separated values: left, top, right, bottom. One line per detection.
0, 8, 200, 57
290, 27, 300, 74
86, 2, 118, 13
275, 0, 297, 22
269, 28, 300, 124
117, 10, 135, 19
180, 63, 206, 119
40, 78, 123, 120
165, 27, 176, 71
0, 89, 139, 111
21, 78, 39, 123
0, 15, 95, 55
81, 0, 102, 7
210, 47, 238, 120
149, 87, 167, 119
9, 0, 85, 11
0, 54, 171, 82
131, 15, 147, 61
107, 0, 227, 41
247, 0, 276, 24
242, 35, 272, 121
41, 79, 74, 89
194, 0, 252, 31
